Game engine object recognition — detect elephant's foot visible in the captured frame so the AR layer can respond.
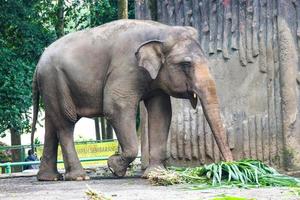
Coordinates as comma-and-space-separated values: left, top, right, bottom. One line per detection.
37, 170, 63, 181
142, 164, 166, 179
107, 155, 129, 177
64, 169, 90, 181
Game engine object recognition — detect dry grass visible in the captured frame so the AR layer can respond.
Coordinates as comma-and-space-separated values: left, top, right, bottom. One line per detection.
85, 185, 111, 200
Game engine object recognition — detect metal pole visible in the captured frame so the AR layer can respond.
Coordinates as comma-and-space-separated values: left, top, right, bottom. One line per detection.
5, 163, 11, 174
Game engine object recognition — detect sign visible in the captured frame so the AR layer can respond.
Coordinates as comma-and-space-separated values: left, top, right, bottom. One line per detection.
36, 140, 118, 168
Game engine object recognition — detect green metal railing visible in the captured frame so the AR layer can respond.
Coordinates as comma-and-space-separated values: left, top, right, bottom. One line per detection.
0, 139, 116, 151
0, 156, 110, 174
0, 139, 118, 168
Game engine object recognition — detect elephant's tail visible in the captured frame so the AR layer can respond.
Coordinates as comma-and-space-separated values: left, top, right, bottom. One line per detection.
31, 70, 40, 153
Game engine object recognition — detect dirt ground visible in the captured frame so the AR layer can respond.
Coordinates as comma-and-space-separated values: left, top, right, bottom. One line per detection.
0, 174, 299, 200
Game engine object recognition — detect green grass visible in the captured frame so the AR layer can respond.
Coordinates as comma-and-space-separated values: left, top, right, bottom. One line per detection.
148, 160, 300, 189
212, 194, 255, 200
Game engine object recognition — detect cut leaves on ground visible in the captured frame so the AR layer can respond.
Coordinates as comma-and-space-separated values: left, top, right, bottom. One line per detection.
148, 160, 300, 189
212, 194, 255, 200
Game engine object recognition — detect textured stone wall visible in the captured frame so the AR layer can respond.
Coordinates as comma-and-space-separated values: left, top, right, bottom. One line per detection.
136, 0, 300, 170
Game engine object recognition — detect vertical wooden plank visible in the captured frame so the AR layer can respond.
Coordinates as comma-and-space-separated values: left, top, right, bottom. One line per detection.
161, 0, 169, 24
197, 107, 205, 164
192, 0, 201, 37
255, 115, 264, 161
192, 0, 201, 33
204, 118, 214, 161
259, 0, 267, 73
175, 0, 185, 25
216, 0, 223, 52
183, 0, 192, 26
266, 0, 277, 165
227, 127, 235, 150
190, 110, 199, 160
199, 0, 209, 52
135, 0, 142, 20
272, 0, 279, 63
242, 120, 250, 158
167, 0, 176, 26
248, 116, 257, 159
297, 0, 300, 60
170, 119, 178, 160
177, 107, 184, 160
234, 122, 244, 160
223, 0, 231, 59
239, 0, 247, 66
252, 0, 260, 57
262, 115, 270, 164
246, 0, 254, 63
157, 0, 163, 22
140, 102, 149, 169
208, 0, 217, 54
183, 106, 192, 160
295, 0, 300, 40
273, 0, 282, 166
231, 0, 239, 50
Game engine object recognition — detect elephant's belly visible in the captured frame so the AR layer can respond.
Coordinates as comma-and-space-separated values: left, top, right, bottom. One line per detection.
73, 93, 104, 118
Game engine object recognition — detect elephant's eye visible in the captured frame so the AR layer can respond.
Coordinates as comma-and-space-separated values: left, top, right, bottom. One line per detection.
180, 61, 191, 68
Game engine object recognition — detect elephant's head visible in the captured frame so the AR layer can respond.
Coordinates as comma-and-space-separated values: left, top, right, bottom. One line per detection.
135, 27, 233, 161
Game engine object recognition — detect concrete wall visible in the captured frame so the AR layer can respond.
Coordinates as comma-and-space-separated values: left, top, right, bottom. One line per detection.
136, 0, 300, 170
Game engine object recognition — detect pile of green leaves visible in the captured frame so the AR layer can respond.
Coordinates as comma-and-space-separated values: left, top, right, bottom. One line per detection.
148, 160, 300, 188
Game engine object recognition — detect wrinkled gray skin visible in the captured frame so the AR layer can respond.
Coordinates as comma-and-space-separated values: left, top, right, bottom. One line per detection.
31, 19, 233, 181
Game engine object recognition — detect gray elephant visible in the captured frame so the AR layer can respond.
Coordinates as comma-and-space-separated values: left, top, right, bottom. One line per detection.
31, 19, 233, 181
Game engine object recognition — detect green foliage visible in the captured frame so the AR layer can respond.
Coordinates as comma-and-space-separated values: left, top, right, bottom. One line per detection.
0, 0, 135, 137
149, 160, 300, 189
63, 0, 135, 34
212, 194, 254, 200
0, 0, 55, 135
0, 142, 11, 162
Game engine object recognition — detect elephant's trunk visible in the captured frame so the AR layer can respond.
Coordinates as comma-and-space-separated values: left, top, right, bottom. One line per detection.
193, 63, 233, 161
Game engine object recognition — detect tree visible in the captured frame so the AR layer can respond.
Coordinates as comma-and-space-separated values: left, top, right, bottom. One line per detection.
55, 0, 65, 38
118, 0, 128, 19
0, 0, 55, 171
0, 0, 135, 143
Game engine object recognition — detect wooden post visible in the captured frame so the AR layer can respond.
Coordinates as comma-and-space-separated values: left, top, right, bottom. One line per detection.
10, 128, 22, 172
55, 0, 64, 38
118, 0, 128, 19
94, 118, 101, 140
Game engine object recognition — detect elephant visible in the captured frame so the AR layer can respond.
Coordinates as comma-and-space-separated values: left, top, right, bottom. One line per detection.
31, 19, 233, 181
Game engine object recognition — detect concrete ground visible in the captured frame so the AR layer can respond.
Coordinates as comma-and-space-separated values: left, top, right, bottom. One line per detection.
0, 174, 299, 200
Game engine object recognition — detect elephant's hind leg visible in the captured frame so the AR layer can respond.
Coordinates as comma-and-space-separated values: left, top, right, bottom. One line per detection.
37, 115, 63, 181
107, 108, 138, 177
58, 121, 89, 181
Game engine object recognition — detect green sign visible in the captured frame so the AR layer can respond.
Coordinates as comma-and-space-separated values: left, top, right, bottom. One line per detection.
36, 140, 118, 168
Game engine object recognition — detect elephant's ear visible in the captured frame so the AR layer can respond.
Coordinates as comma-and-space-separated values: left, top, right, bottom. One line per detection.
135, 40, 164, 79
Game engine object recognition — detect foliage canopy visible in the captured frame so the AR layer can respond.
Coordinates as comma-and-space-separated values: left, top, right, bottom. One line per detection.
0, 0, 135, 137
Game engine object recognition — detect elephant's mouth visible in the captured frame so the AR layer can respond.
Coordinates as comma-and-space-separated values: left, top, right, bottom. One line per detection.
189, 92, 198, 109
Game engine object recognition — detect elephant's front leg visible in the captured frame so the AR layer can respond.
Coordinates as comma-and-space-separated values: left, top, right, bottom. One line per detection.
143, 92, 171, 178
107, 106, 138, 177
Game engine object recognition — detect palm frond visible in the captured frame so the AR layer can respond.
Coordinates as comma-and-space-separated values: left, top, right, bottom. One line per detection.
148, 160, 300, 188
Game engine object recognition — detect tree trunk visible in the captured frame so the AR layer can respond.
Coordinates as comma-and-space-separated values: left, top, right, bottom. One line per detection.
55, 0, 64, 38
10, 128, 22, 172
94, 118, 101, 140
106, 122, 113, 139
118, 0, 128, 19
100, 117, 106, 140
